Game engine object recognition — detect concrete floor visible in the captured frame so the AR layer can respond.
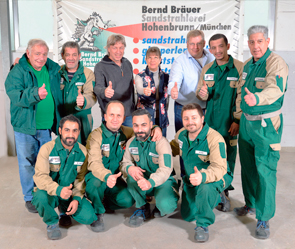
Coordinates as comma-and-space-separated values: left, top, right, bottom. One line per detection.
0, 149, 294, 249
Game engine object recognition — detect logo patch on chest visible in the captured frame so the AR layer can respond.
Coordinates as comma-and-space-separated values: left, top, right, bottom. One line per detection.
49, 156, 61, 164
102, 144, 110, 151
242, 72, 247, 80
178, 139, 183, 149
129, 147, 139, 154
204, 74, 214, 81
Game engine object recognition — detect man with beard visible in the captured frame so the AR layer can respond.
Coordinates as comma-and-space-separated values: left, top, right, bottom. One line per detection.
170, 103, 231, 242
32, 115, 97, 240
120, 109, 179, 227
196, 34, 243, 211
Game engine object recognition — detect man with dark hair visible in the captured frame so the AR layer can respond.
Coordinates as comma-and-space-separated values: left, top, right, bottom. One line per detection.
94, 34, 135, 127
85, 101, 162, 232
59, 41, 97, 145
234, 25, 288, 239
121, 109, 179, 227
5, 39, 63, 213
196, 33, 243, 211
32, 115, 97, 240
170, 103, 231, 243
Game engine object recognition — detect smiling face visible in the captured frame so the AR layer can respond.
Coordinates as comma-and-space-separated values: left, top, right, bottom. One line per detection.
59, 121, 80, 150
187, 35, 205, 59
26, 44, 48, 71
248, 32, 270, 61
209, 37, 230, 63
62, 47, 81, 72
132, 114, 153, 142
104, 102, 125, 132
146, 52, 161, 72
182, 109, 204, 138
107, 41, 125, 65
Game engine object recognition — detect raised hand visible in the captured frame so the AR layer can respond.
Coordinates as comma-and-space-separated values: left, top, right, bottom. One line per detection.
189, 166, 202, 186
199, 80, 208, 98
171, 82, 178, 100
244, 87, 257, 106
76, 89, 84, 107
143, 82, 152, 96
60, 184, 73, 199
106, 172, 122, 188
105, 81, 115, 98
38, 83, 48, 100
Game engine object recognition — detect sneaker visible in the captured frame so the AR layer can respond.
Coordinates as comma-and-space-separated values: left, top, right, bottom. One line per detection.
234, 205, 255, 216
25, 201, 38, 213
47, 224, 61, 240
255, 220, 270, 239
59, 213, 72, 227
90, 214, 105, 232
216, 191, 231, 212
129, 203, 151, 227
152, 206, 163, 218
194, 226, 209, 242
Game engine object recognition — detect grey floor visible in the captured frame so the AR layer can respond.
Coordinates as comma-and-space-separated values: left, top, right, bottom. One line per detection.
0, 149, 294, 249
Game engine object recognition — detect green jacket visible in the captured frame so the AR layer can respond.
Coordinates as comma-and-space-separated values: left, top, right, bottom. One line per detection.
238, 48, 288, 116
86, 123, 134, 182
33, 136, 88, 204
59, 62, 96, 144
5, 54, 62, 135
197, 55, 243, 136
121, 136, 173, 188
170, 123, 228, 189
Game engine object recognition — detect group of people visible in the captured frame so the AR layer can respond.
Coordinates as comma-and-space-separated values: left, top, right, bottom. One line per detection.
5, 24, 288, 242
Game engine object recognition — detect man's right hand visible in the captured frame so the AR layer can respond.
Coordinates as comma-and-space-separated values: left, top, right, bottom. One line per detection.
106, 172, 122, 188
171, 82, 178, 100
105, 81, 114, 98
128, 166, 145, 181
199, 81, 208, 98
38, 83, 48, 100
143, 82, 152, 96
60, 184, 73, 199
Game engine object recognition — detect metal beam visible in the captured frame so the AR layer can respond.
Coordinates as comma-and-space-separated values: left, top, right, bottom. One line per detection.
1, 0, 16, 156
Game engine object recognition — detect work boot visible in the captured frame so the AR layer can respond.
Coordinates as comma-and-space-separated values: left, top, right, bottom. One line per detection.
255, 220, 270, 239
59, 213, 72, 227
216, 191, 231, 212
152, 206, 163, 218
47, 224, 61, 240
194, 226, 209, 242
90, 214, 105, 232
129, 203, 151, 227
234, 205, 255, 216
25, 201, 38, 213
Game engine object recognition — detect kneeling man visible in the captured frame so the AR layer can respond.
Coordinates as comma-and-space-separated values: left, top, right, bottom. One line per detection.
32, 115, 97, 240
121, 109, 179, 227
170, 103, 232, 242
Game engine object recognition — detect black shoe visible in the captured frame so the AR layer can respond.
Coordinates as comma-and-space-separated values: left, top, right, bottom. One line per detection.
25, 201, 38, 213
152, 206, 164, 218
216, 191, 231, 212
102, 197, 115, 214
59, 213, 72, 227
90, 214, 105, 232
129, 203, 151, 227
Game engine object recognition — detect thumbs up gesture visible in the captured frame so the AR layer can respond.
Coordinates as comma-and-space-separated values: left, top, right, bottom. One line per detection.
189, 166, 202, 186
38, 83, 48, 100
107, 172, 122, 188
60, 184, 73, 199
244, 87, 256, 106
143, 82, 152, 97
76, 89, 84, 107
171, 82, 178, 100
199, 80, 208, 98
105, 81, 115, 98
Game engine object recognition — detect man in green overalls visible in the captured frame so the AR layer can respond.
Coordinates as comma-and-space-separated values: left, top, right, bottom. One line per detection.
234, 25, 288, 239
120, 109, 179, 227
32, 115, 97, 240
59, 41, 97, 145
196, 34, 243, 211
170, 103, 232, 242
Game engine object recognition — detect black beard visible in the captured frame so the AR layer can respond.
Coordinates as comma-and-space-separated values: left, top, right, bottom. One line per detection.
61, 136, 77, 147
135, 132, 150, 142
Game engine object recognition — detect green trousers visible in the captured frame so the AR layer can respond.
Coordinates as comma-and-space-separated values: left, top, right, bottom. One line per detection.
126, 176, 179, 216
181, 180, 224, 227
32, 189, 97, 226
85, 173, 134, 214
224, 135, 237, 191
238, 114, 282, 221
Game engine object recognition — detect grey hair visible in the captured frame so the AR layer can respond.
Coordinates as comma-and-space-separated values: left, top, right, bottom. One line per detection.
247, 25, 268, 39
104, 34, 126, 54
61, 41, 80, 55
26, 39, 49, 53
187, 29, 204, 42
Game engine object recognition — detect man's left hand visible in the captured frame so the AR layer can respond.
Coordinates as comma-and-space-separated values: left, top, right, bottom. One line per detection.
228, 122, 239, 136
244, 87, 257, 106
151, 126, 162, 142
137, 178, 152, 191
66, 200, 79, 215
76, 89, 85, 107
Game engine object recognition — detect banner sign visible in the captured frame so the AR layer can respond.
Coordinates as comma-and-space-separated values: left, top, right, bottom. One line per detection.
53, 0, 243, 73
